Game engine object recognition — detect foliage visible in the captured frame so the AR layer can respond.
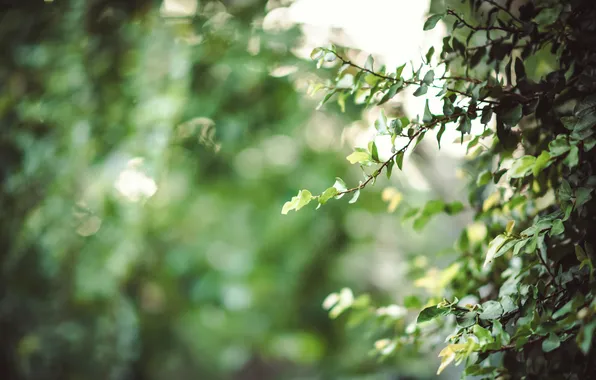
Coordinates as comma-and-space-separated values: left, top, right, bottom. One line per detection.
286, 0, 596, 377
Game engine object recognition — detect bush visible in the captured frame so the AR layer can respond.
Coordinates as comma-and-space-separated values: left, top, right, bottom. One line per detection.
287, 0, 596, 377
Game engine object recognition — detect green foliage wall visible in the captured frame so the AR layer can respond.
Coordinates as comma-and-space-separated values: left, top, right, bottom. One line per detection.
290, 0, 596, 378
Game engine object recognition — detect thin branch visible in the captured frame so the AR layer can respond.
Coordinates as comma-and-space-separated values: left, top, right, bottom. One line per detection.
485, 326, 579, 354
336, 112, 469, 196
447, 9, 519, 34
536, 247, 559, 287
484, 0, 523, 24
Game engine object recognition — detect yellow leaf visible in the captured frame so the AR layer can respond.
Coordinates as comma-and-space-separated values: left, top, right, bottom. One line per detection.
506, 220, 516, 235
437, 344, 467, 374
482, 191, 501, 212
346, 151, 370, 164
382, 187, 402, 212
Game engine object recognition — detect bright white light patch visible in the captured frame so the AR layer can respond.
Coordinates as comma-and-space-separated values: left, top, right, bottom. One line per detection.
114, 158, 158, 202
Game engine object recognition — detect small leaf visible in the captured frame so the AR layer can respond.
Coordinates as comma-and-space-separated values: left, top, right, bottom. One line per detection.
548, 135, 570, 157
532, 151, 551, 176
542, 333, 561, 353
310, 47, 324, 60
484, 234, 510, 267
349, 189, 360, 204
479, 301, 503, 320
319, 187, 339, 205
423, 99, 433, 123
509, 155, 536, 178
333, 177, 348, 199
425, 46, 435, 64
413, 85, 428, 97
395, 63, 406, 79
437, 124, 446, 148
281, 189, 313, 214
364, 54, 374, 71
576, 187, 593, 209
443, 98, 454, 116
370, 142, 380, 162
550, 219, 564, 236
500, 104, 523, 128
424, 13, 444, 31
476, 170, 492, 186
422, 70, 435, 85
346, 151, 370, 164
481, 107, 493, 124
379, 83, 401, 105
395, 151, 404, 170
506, 220, 516, 235
417, 305, 449, 324
375, 109, 389, 133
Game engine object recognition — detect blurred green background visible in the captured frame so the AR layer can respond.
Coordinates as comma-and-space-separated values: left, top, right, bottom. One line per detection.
0, 0, 469, 379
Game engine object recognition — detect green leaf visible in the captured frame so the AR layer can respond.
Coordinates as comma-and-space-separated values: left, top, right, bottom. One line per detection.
443, 98, 454, 116
310, 47, 324, 60
395, 63, 406, 79
578, 321, 596, 354
422, 70, 434, 85
319, 187, 339, 205
513, 239, 529, 256
479, 301, 503, 320
375, 109, 389, 133
423, 14, 444, 31
425, 46, 435, 64
437, 124, 446, 148
576, 187, 593, 209
445, 201, 464, 215
346, 151, 370, 164
379, 83, 401, 105
316, 89, 337, 110
559, 180, 573, 202
423, 99, 433, 123
457, 115, 471, 140
281, 190, 313, 214
548, 135, 570, 157
417, 305, 449, 323
477, 170, 492, 186
349, 189, 360, 204
532, 151, 551, 176
509, 155, 536, 178
549, 219, 564, 236
564, 145, 579, 168
481, 107, 493, 124
542, 333, 561, 353
483, 234, 510, 267
390, 118, 403, 135
333, 177, 348, 199
386, 159, 394, 179
500, 104, 523, 128
473, 324, 494, 345
364, 54, 374, 71
395, 151, 404, 170
370, 141, 380, 162
413, 85, 428, 97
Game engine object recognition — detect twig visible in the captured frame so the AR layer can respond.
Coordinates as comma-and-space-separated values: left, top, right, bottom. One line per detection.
484, 0, 523, 24
336, 112, 469, 196
447, 9, 519, 34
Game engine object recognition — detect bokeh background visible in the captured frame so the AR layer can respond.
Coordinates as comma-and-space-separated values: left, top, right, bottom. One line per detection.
0, 0, 472, 379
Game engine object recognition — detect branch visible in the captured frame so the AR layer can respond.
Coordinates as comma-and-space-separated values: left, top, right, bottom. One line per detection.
484, 0, 523, 24
447, 9, 519, 34
336, 112, 468, 196
485, 326, 579, 354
